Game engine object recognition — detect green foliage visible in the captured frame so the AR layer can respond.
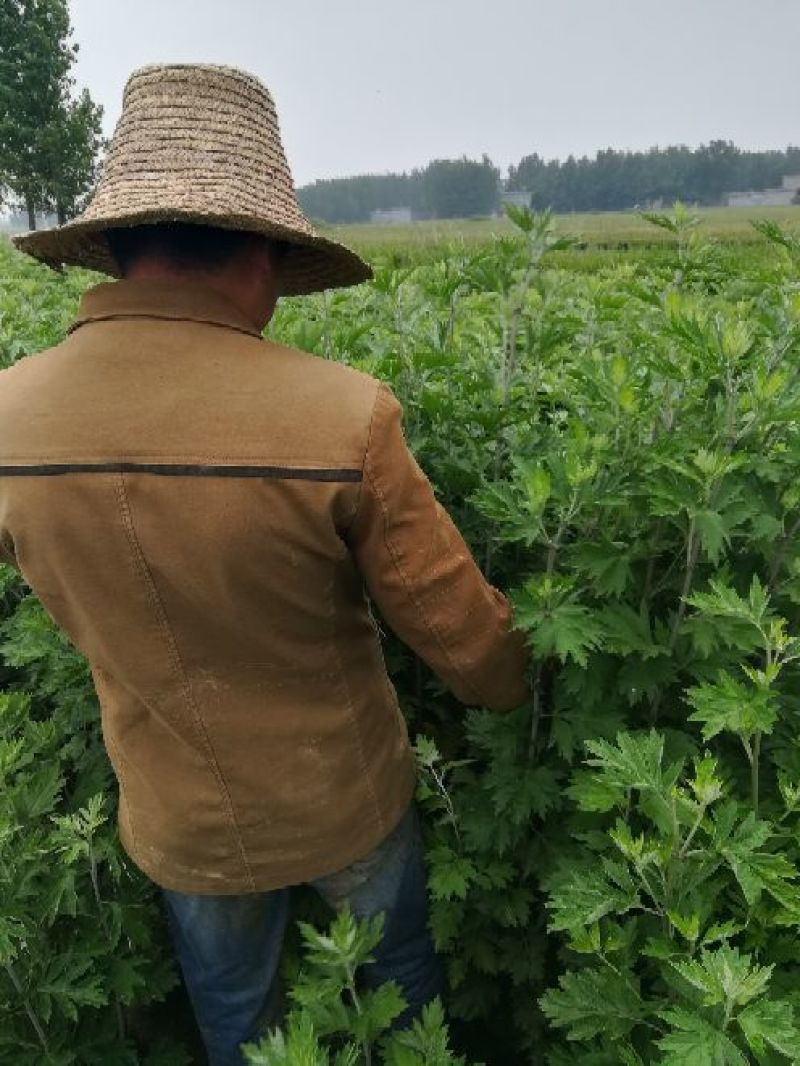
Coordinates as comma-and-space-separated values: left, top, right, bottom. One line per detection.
6, 206, 800, 1062
541, 730, 800, 1061
0, 679, 179, 1061
242, 909, 466, 1066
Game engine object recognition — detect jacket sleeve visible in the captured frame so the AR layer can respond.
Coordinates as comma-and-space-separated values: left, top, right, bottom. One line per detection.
346, 383, 530, 712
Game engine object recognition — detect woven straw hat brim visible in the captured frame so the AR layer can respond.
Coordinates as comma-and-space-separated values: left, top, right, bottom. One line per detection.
13, 212, 372, 297
11, 62, 373, 297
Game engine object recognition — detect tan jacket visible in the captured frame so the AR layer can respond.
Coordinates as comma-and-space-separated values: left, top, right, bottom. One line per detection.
0, 280, 529, 894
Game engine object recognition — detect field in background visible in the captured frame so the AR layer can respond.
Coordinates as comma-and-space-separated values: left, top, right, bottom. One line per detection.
324, 204, 800, 254
6, 209, 800, 1063
4, 206, 798, 271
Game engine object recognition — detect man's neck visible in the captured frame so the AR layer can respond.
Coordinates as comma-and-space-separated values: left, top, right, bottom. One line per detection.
124, 258, 276, 332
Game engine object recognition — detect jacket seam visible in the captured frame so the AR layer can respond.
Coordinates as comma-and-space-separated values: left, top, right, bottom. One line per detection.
103, 730, 139, 854
330, 562, 384, 841
114, 472, 255, 888
343, 379, 384, 537
364, 461, 485, 705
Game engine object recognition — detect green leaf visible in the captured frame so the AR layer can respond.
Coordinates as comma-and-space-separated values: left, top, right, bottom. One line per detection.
657, 1007, 749, 1065
688, 577, 771, 628
567, 769, 627, 813
737, 996, 800, 1058
571, 539, 632, 596
715, 809, 800, 914
671, 945, 772, 1010
351, 981, 405, 1045
545, 863, 639, 933
522, 465, 551, 513
383, 998, 466, 1066
694, 509, 730, 564
512, 577, 605, 666
687, 671, 777, 742
539, 967, 646, 1041
34, 952, 108, 1023
487, 763, 562, 822
427, 846, 477, 901
599, 603, 665, 658
583, 730, 678, 795
528, 602, 604, 666
241, 1012, 333, 1065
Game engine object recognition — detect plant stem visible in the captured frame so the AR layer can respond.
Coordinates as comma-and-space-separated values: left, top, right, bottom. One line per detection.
678, 804, 708, 859
650, 517, 699, 724
752, 732, 761, 815
484, 248, 538, 580
88, 844, 125, 1041
430, 765, 461, 848
345, 964, 370, 1066
4, 961, 49, 1053
640, 519, 664, 614
527, 663, 543, 763
768, 514, 800, 594
670, 519, 699, 654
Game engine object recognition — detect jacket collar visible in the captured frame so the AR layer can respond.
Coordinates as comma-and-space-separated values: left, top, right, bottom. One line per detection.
68, 279, 264, 340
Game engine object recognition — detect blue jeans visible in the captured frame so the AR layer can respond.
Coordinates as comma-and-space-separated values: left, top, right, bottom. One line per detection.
161, 804, 443, 1066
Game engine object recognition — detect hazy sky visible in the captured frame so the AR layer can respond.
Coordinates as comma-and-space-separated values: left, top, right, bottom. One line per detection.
69, 0, 799, 187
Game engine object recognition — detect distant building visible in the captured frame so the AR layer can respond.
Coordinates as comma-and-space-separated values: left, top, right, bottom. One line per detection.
727, 174, 800, 208
370, 207, 412, 225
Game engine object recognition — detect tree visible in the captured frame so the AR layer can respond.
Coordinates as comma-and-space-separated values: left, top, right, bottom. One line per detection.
39, 86, 104, 223
0, 0, 103, 228
421, 155, 500, 219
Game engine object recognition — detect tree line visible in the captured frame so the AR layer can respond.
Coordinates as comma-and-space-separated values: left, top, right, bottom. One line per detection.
298, 156, 501, 225
0, 0, 103, 229
508, 141, 800, 212
299, 141, 800, 224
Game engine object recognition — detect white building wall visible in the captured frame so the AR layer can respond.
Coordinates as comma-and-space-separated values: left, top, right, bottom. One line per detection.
728, 189, 796, 208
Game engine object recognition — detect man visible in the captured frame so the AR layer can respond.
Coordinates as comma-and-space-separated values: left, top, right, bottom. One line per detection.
0, 64, 529, 1064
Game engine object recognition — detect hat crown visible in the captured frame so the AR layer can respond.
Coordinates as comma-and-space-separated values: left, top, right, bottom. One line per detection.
82, 62, 308, 235
122, 63, 275, 106
12, 62, 371, 295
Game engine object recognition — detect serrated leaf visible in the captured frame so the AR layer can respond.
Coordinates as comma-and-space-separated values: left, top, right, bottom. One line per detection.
687, 671, 777, 742
738, 996, 800, 1058
528, 603, 605, 666
694, 509, 730, 564
545, 865, 640, 933
599, 603, 665, 659
583, 730, 677, 795
567, 769, 626, 813
571, 540, 632, 596
658, 1007, 749, 1065
427, 847, 477, 901
715, 810, 800, 913
539, 967, 646, 1041
671, 945, 772, 1011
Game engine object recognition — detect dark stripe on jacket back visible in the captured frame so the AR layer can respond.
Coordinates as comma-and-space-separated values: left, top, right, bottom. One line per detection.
0, 462, 362, 483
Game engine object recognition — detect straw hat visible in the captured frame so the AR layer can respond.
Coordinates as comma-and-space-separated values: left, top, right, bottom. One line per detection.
13, 63, 372, 296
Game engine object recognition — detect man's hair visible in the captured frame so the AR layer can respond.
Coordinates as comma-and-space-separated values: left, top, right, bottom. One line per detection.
105, 223, 287, 276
